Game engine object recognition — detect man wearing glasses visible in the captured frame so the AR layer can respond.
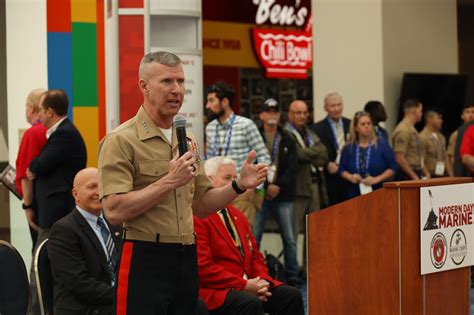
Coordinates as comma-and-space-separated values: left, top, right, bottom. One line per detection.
285, 100, 328, 274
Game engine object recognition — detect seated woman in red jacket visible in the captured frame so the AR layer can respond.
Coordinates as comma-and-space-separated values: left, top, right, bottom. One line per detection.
194, 156, 304, 315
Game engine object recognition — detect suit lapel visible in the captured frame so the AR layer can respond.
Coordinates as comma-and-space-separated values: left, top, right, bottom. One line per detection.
324, 118, 337, 149
209, 212, 244, 261
72, 209, 110, 274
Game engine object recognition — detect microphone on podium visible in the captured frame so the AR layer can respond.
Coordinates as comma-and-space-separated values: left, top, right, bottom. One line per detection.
173, 115, 188, 156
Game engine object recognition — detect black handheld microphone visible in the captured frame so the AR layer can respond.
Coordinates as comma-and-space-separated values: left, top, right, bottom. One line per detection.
173, 115, 188, 156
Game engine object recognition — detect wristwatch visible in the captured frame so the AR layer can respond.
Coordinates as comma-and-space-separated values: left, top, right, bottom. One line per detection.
22, 203, 32, 210
231, 180, 246, 194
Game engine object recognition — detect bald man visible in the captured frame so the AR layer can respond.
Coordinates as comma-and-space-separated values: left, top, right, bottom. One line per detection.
285, 100, 328, 274
48, 168, 120, 315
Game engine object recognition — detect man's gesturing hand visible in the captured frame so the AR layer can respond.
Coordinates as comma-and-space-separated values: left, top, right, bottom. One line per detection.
237, 151, 268, 190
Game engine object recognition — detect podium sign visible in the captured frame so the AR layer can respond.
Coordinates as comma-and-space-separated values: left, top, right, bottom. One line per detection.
420, 183, 474, 275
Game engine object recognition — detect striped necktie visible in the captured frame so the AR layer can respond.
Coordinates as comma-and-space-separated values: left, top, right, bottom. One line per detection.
221, 209, 244, 256
97, 217, 119, 284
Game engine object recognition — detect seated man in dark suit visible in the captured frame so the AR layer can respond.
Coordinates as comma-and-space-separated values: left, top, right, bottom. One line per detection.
194, 156, 304, 315
48, 167, 120, 315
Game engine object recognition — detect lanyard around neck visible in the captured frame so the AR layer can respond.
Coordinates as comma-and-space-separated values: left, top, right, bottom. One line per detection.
356, 143, 372, 176
211, 113, 236, 158
288, 123, 313, 147
270, 131, 280, 163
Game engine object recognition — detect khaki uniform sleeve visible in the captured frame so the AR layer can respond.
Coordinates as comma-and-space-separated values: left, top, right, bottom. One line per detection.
447, 132, 456, 157
98, 133, 135, 199
392, 129, 411, 154
193, 159, 213, 201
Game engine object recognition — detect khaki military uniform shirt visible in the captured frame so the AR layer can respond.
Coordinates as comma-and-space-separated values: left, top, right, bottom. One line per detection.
98, 106, 213, 235
419, 128, 446, 174
392, 119, 423, 168
447, 130, 458, 157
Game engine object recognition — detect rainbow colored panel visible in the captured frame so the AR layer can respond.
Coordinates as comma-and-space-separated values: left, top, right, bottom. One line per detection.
47, 32, 73, 119
73, 107, 99, 167
72, 22, 97, 106
47, 0, 106, 166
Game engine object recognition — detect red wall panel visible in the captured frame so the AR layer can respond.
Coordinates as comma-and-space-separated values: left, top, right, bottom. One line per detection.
119, 0, 143, 9
203, 66, 240, 112
118, 15, 144, 123
47, 0, 71, 32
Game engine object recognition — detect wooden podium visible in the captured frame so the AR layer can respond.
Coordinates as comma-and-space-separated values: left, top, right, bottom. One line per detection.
307, 177, 473, 314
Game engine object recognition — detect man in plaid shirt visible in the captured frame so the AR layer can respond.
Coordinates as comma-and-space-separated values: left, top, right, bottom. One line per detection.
205, 81, 271, 225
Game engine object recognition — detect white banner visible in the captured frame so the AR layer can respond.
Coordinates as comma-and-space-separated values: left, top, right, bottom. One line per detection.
420, 183, 474, 275
177, 53, 204, 153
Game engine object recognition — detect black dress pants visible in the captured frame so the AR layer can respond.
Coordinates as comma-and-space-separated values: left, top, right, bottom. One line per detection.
209, 284, 304, 315
116, 240, 198, 315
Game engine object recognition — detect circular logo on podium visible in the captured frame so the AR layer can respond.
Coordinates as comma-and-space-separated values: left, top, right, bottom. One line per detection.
430, 232, 447, 269
449, 229, 467, 265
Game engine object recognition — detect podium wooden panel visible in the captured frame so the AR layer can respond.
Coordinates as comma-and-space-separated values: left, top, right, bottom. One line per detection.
307, 177, 472, 315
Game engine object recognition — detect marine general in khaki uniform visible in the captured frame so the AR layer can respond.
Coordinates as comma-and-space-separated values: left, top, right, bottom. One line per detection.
392, 99, 430, 180
98, 51, 268, 315
419, 110, 448, 177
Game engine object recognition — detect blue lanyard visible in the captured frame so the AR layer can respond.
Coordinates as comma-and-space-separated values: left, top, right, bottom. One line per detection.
270, 132, 280, 163
211, 113, 236, 158
288, 123, 313, 146
356, 143, 372, 176
327, 117, 342, 151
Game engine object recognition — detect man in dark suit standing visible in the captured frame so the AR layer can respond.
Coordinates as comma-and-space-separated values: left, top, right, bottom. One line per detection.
48, 167, 119, 315
27, 89, 87, 314
310, 92, 351, 206
28, 89, 87, 241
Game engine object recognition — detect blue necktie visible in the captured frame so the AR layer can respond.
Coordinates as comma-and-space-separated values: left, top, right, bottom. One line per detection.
97, 217, 119, 284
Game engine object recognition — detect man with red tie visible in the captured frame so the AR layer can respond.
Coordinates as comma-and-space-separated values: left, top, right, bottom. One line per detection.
194, 156, 304, 315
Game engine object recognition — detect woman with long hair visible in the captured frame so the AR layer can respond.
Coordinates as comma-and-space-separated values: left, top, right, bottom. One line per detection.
339, 111, 396, 199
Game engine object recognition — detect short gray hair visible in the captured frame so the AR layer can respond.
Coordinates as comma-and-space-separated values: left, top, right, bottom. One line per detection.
139, 51, 181, 79
26, 88, 46, 112
204, 156, 236, 178
324, 92, 343, 105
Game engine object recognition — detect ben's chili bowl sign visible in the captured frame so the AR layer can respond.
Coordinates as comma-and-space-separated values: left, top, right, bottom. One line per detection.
252, 28, 312, 79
